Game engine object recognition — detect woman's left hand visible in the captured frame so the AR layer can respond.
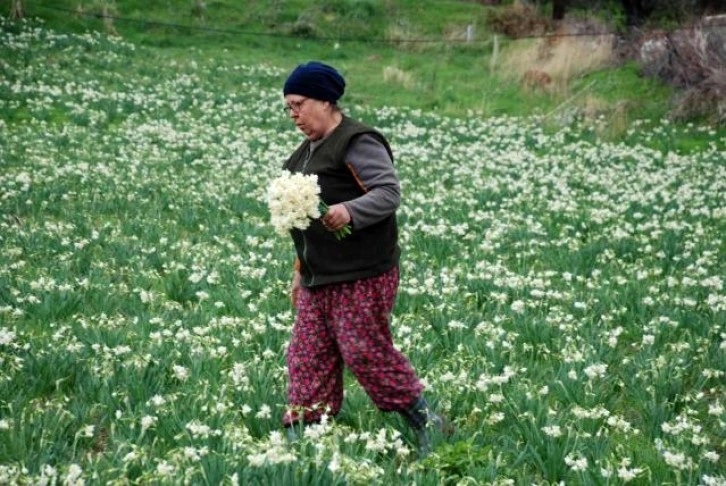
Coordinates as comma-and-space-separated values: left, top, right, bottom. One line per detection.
322, 203, 351, 232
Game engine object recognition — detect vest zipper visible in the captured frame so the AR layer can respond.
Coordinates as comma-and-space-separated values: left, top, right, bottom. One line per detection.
301, 144, 313, 173
302, 231, 316, 287
301, 144, 315, 286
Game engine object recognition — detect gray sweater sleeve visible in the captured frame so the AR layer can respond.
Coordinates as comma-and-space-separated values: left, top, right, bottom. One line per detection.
342, 134, 400, 229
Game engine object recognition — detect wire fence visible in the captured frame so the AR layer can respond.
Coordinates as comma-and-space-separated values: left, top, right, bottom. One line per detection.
25, 2, 726, 47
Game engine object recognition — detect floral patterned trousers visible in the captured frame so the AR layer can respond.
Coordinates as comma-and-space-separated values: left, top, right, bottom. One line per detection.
283, 266, 424, 427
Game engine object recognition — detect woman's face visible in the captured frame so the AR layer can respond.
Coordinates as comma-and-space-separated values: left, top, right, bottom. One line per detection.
284, 95, 334, 141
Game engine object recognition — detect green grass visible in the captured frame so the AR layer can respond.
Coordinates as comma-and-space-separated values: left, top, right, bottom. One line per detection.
1, 6, 725, 486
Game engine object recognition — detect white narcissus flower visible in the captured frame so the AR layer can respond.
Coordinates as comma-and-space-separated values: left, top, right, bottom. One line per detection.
64, 464, 84, 486
584, 363, 608, 380
156, 461, 175, 476
0, 328, 16, 345
149, 395, 166, 407
172, 365, 190, 382
510, 300, 525, 313
141, 415, 157, 433
80, 425, 94, 438
662, 450, 690, 470
617, 465, 644, 482
565, 454, 588, 471
255, 404, 271, 419
703, 451, 720, 462
267, 171, 321, 235
542, 425, 563, 437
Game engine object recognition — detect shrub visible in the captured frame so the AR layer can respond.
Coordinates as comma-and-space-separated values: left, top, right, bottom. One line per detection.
289, 18, 319, 38
671, 67, 726, 124
485, 1, 552, 38
637, 17, 726, 124
321, 0, 379, 20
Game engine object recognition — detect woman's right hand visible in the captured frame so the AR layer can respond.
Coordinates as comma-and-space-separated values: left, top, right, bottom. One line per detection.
291, 271, 302, 308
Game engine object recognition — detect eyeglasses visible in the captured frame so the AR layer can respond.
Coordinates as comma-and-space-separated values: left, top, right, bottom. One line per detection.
284, 98, 310, 114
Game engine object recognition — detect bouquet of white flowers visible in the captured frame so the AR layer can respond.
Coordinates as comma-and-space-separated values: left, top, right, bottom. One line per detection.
266, 170, 351, 240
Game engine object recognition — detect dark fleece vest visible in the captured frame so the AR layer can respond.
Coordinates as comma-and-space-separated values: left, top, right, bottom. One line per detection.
283, 116, 400, 287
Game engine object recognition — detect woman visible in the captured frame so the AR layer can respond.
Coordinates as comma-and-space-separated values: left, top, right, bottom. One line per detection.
280, 61, 446, 457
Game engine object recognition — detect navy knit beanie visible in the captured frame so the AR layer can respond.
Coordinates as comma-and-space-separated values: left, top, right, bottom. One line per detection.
283, 61, 346, 103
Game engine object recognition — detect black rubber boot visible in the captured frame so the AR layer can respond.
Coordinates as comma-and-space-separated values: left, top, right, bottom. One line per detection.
285, 422, 304, 443
398, 396, 447, 458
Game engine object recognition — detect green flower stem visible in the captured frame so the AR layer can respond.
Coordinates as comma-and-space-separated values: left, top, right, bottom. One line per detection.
319, 201, 352, 240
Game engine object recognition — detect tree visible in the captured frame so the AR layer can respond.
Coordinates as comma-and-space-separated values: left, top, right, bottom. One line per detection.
536, 0, 723, 27
620, 0, 726, 26
536, 0, 726, 28
699, 0, 726, 14
552, 0, 568, 21
619, 0, 655, 27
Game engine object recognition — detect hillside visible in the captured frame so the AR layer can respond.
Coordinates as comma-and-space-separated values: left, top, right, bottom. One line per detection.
1, 12, 725, 484
4, 0, 725, 142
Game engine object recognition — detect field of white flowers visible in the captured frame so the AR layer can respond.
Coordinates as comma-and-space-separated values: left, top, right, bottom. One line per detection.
1, 18, 725, 485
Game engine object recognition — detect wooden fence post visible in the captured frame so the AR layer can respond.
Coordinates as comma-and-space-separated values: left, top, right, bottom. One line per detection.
11, 0, 24, 19
490, 35, 499, 72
